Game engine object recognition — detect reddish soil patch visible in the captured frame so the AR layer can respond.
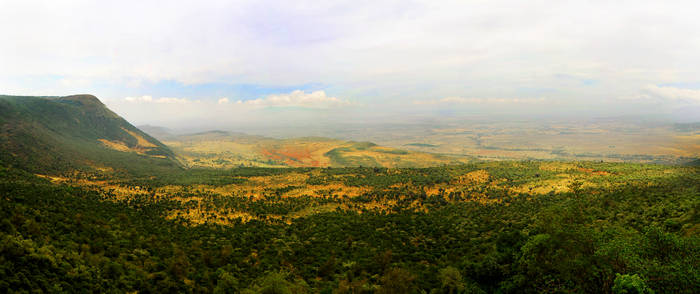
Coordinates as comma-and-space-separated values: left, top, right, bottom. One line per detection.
260, 146, 321, 167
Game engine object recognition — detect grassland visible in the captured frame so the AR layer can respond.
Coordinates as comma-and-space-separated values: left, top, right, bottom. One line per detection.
277, 119, 700, 165
145, 119, 700, 171
154, 131, 465, 169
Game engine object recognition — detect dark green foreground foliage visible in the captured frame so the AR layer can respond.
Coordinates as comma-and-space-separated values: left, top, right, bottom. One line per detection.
0, 164, 698, 293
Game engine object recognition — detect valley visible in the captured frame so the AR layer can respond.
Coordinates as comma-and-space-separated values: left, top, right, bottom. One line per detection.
143, 128, 466, 169
139, 119, 700, 172
244, 119, 700, 165
4, 2, 699, 292
0, 95, 697, 293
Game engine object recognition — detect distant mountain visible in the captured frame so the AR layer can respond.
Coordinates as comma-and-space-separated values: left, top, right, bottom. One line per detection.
673, 122, 700, 132
0, 94, 181, 175
137, 124, 177, 141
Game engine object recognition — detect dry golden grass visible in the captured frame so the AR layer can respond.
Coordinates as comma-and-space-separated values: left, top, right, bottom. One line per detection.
454, 170, 490, 184
162, 135, 460, 168
511, 175, 574, 194
98, 139, 132, 152
672, 134, 700, 157
165, 209, 256, 226
372, 122, 695, 164
539, 162, 577, 172
98, 128, 164, 158
121, 127, 157, 147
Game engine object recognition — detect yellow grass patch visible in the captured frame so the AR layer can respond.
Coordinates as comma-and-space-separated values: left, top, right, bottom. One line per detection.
35, 174, 70, 183
121, 127, 157, 147
512, 179, 572, 194
166, 209, 256, 226
455, 170, 490, 184
98, 138, 153, 156
98, 139, 131, 152
539, 162, 577, 172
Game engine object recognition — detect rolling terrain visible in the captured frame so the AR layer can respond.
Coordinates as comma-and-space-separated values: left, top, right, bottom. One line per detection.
0, 94, 697, 293
251, 119, 700, 165
143, 128, 466, 169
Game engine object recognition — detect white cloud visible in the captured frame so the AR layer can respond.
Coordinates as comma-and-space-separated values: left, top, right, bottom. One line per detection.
2, 1, 700, 122
117, 91, 352, 109
124, 95, 193, 104
635, 85, 700, 104
236, 90, 354, 108
124, 96, 152, 103
102, 90, 362, 129
414, 97, 547, 105
3, 1, 700, 92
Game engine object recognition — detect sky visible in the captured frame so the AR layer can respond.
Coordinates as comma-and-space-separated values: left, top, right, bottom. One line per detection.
1, 0, 700, 130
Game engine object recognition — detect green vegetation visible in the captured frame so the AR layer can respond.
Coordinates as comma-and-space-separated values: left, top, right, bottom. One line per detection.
0, 95, 180, 175
0, 161, 697, 293
324, 142, 455, 168
325, 147, 380, 167
0, 95, 698, 292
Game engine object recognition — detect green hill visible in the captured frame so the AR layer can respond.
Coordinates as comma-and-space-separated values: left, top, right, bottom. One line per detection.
0, 94, 180, 175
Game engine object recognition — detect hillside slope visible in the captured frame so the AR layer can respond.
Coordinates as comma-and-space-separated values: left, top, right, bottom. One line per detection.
0, 95, 180, 175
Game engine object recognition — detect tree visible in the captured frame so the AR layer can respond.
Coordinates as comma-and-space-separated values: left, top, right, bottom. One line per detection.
438, 266, 464, 294
213, 270, 239, 294
377, 268, 415, 294
612, 274, 654, 294
243, 271, 309, 294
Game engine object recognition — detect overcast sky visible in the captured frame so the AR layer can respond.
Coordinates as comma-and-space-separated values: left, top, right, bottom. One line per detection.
1, 0, 699, 129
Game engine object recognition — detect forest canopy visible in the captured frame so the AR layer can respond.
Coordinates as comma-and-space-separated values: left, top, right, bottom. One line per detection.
0, 161, 697, 293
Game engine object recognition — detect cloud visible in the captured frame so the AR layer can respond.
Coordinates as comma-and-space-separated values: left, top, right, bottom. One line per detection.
4, 2, 700, 92
117, 90, 352, 109
102, 89, 362, 129
236, 90, 354, 108
414, 97, 547, 105
2, 1, 700, 123
124, 95, 194, 104
633, 85, 700, 104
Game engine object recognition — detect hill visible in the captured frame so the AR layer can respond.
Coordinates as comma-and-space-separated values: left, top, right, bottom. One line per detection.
137, 124, 178, 141
0, 95, 180, 175
144, 129, 468, 168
